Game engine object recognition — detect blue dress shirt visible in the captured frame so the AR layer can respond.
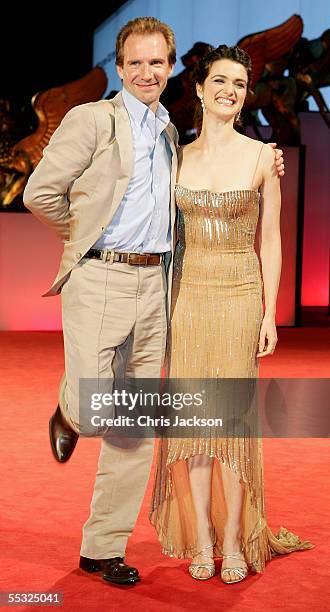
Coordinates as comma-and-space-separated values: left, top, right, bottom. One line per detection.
93, 88, 172, 253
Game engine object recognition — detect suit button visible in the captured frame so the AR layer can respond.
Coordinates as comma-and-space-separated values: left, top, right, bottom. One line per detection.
76, 252, 82, 259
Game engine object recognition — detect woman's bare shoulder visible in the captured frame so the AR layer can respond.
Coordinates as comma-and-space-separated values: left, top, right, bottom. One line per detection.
237, 134, 275, 168
235, 132, 265, 152
178, 142, 198, 163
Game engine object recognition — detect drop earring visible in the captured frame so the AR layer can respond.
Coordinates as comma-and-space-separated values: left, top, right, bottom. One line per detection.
235, 110, 241, 122
200, 95, 205, 113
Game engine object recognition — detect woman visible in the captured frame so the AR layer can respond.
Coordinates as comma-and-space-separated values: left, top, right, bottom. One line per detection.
150, 45, 313, 583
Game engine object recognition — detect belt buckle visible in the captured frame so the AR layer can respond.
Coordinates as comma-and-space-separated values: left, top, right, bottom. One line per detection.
126, 253, 142, 265
102, 249, 115, 264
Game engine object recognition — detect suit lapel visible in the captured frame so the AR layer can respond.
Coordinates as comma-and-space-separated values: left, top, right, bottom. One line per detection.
164, 124, 178, 236
107, 93, 133, 221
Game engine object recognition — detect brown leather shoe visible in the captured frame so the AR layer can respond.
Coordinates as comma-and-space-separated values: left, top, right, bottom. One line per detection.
79, 556, 140, 585
49, 405, 79, 463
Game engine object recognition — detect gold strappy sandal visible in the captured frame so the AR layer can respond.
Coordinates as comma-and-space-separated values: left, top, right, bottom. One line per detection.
188, 544, 215, 580
220, 550, 248, 584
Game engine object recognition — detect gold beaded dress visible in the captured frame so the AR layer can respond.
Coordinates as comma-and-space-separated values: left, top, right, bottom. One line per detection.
149, 144, 313, 572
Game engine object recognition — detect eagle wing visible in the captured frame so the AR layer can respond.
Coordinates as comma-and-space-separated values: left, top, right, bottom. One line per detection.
14, 66, 107, 167
238, 14, 304, 89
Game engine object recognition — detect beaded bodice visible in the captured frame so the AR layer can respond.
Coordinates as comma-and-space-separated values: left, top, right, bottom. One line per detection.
175, 185, 260, 252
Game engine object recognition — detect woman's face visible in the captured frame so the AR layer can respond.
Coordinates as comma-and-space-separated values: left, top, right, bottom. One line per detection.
197, 58, 248, 121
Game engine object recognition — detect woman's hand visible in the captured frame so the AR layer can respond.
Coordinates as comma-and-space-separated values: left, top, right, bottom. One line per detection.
257, 315, 278, 357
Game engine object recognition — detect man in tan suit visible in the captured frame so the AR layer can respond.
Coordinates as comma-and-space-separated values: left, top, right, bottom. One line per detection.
24, 17, 284, 586
24, 17, 178, 586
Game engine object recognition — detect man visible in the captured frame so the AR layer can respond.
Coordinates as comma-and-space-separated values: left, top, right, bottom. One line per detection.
24, 17, 284, 586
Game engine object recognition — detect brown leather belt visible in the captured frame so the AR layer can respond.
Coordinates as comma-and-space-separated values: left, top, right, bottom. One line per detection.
84, 248, 163, 266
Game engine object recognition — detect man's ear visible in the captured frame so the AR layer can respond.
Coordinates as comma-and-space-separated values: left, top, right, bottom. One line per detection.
168, 63, 175, 78
116, 64, 124, 80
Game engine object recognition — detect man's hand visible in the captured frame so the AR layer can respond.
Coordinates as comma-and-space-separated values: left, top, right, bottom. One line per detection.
269, 142, 285, 177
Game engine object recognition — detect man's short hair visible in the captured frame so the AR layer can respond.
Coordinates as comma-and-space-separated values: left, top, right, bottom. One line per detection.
116, 16, 176, 67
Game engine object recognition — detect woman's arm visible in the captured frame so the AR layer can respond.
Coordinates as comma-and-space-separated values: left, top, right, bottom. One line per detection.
257, 145, 282, 357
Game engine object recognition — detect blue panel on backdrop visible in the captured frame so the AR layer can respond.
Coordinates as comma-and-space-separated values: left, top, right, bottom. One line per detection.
93, 0, 330, 111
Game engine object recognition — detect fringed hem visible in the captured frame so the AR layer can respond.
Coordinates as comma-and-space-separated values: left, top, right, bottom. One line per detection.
166, 443, 257, 498
150, 447, 314, 572
160, 449, 260, 514
149, 512, 198, 560
150, 511, 269, 571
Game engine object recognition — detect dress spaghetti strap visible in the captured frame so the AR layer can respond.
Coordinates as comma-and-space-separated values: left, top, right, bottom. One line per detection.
251, 142, 265, 189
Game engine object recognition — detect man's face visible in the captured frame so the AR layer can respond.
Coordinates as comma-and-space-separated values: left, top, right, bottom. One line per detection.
117, 33, 174, 111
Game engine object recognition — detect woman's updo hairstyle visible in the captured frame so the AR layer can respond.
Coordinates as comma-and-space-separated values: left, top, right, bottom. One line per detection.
194, 44, 252, 90
193, 44, 253, 132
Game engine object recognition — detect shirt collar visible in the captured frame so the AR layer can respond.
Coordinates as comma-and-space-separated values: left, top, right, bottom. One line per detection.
122, 87, 169, 132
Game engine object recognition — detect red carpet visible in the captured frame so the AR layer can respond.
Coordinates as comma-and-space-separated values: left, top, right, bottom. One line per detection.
0, 330, 329, 611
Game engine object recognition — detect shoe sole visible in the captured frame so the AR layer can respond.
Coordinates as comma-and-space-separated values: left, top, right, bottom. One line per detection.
102, 575, 141, 585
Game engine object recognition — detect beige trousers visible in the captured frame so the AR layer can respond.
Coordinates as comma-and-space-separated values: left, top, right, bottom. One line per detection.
59, 256, 167, 558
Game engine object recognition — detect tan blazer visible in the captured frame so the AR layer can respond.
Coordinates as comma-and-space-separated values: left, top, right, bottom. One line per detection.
23, 92, 178, 305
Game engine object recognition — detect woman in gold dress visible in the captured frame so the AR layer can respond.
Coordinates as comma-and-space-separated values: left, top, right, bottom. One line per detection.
150, 46, 312, 583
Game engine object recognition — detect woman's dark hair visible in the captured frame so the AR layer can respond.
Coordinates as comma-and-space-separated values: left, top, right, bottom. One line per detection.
193, 44, 253, 132
194, 44, 252, 89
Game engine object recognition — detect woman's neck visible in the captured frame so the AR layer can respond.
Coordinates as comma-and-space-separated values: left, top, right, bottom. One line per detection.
197, 115, 239, 152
